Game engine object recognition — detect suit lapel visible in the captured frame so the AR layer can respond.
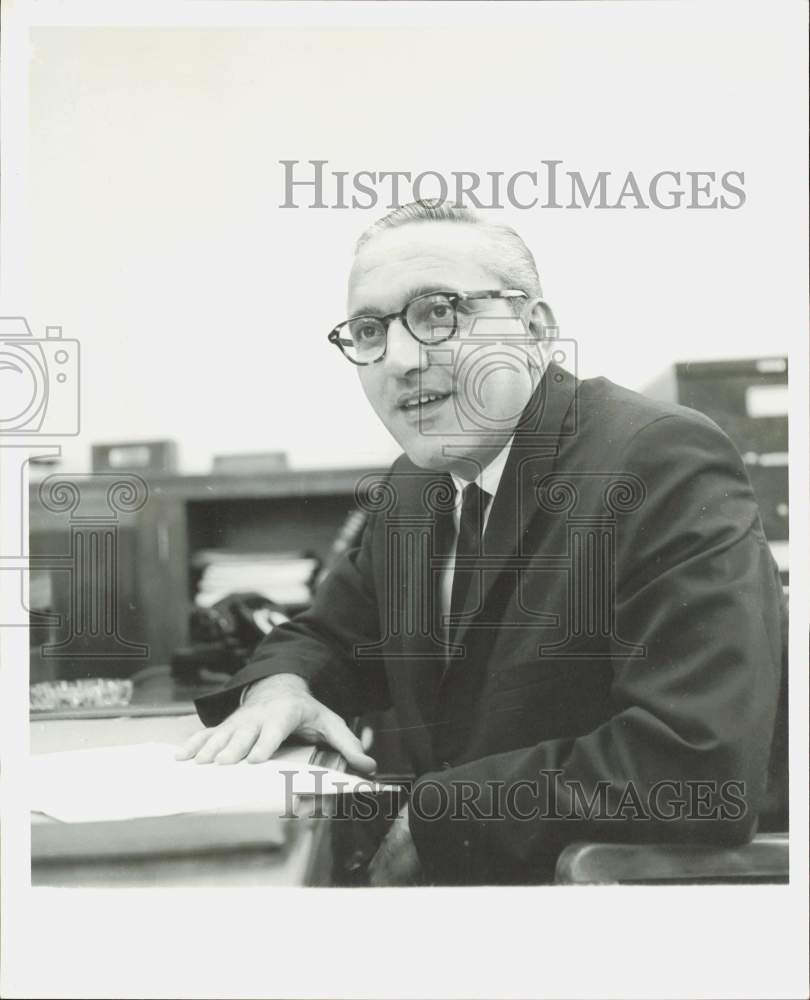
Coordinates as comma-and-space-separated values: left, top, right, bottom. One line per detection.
375, 466, 455, 772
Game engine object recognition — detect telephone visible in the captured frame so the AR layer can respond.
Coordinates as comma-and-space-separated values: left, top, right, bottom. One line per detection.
171, 507, 369, 685
170, 592, 288, 684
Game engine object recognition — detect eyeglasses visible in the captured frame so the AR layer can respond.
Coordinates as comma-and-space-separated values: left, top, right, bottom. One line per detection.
327, 289, 529, 366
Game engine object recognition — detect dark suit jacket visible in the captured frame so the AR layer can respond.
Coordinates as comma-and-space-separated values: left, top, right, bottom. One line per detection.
196, 362, 784, 884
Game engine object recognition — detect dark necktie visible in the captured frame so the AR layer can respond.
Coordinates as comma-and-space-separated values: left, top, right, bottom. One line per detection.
449, 482, 491, 643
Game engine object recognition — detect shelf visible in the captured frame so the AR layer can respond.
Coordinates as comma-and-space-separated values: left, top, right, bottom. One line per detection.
27, 465, 382, 684
125, 467, 384, 501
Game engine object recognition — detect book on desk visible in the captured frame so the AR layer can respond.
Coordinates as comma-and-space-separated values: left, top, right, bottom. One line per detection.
29, 710, 370, 887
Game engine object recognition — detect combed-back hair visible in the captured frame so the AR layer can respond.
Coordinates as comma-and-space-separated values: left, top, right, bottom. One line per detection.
354, 199, 543, 299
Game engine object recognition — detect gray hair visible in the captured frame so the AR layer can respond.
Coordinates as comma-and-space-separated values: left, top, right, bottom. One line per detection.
354, 199, 543, 299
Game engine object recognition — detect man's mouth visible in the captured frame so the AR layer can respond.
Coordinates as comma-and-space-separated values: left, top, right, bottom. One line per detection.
397, 389, 452, 416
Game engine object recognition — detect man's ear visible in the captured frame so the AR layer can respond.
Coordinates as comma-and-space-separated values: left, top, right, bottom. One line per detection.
520, 297, 558, 373
521, 297, 559, 341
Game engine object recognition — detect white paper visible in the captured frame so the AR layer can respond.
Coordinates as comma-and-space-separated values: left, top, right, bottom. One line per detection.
30, 743, 392, 823
746, 383, 788, 418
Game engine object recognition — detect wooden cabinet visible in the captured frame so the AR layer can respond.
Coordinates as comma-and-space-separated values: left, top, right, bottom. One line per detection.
28, 467, 380, 682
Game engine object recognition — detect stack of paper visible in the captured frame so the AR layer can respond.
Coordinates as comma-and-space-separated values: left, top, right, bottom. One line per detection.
30, 742, 391, 823
194, 550, 319, 608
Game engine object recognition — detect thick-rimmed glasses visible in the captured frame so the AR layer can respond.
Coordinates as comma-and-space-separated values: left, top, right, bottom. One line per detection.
327, 289, 529, 366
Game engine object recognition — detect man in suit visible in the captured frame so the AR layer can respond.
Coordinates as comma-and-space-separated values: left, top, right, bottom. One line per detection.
180, 200, 784, 885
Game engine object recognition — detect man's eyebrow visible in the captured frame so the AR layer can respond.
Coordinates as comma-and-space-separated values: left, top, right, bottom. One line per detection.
349, 285, 458, 319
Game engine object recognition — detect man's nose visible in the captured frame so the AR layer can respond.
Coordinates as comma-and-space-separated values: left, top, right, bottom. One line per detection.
383, 318, 427, 376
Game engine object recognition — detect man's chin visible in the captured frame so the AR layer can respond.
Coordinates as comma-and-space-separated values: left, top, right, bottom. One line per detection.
400, 438, 482, 474
400, 433, 513, 477
402, 447, 452, 472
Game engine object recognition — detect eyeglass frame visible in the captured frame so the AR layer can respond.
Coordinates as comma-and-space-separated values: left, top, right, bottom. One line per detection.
327, 288, 531, 366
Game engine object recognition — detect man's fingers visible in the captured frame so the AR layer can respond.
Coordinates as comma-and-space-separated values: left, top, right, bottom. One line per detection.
174, 699, 376, 774
360, 726, 375, 752
319, 713, 377, 774
214, 723, 261, 764
246, 721, 290, 763
191, 726, 234, 764
175, 729, 211, 760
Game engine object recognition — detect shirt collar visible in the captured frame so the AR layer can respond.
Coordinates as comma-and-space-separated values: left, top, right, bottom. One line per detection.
449, 435, 514, 506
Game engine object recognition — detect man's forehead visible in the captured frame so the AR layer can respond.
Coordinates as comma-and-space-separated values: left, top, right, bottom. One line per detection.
347, 222, 501, 313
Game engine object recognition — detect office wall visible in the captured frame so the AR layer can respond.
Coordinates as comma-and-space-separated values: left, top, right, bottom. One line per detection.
23, 17, 800, 474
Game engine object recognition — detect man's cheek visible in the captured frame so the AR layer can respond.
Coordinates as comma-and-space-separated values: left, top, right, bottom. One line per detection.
358, 374, 386, 420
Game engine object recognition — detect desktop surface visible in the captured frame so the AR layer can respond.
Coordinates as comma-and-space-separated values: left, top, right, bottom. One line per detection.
30, 677, 337, 888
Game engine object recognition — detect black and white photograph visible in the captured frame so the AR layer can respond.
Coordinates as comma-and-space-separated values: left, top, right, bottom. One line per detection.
1, 2, 807, 997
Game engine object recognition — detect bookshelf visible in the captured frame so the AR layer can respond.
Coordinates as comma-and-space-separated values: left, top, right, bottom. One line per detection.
28, 467, 382, 683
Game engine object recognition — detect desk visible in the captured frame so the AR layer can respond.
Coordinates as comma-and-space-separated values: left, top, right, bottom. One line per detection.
31, 712, 337, 887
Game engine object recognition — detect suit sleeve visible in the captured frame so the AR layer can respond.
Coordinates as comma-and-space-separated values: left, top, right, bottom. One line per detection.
407, 413, 784, 883
194, 510, 389, 726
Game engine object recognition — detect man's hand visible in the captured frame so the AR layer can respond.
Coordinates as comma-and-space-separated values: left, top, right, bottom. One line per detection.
175, 673, 377, 772
368, 805, 423, 887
